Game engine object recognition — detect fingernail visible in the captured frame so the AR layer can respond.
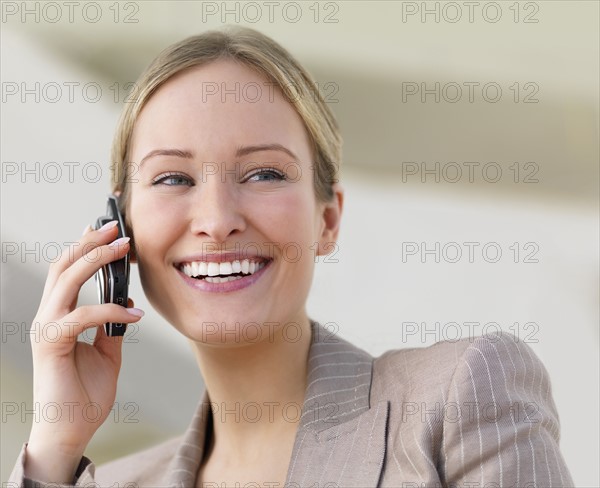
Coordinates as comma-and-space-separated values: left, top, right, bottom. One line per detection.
99, 220, 118, 232
82, 224, 93, 236
109, 237, 130, 248
126, 308, 144, 317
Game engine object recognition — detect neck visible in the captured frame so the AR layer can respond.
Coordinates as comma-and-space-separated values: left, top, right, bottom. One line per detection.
189, 314, 313, 461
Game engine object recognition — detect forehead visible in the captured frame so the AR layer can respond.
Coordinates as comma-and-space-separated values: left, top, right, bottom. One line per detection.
130, 59, 311, 159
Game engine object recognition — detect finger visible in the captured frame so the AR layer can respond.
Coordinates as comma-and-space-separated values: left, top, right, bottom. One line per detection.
48, 221, 119, 279
41, 224, 94, 309
40, 223, 120, 310
92, 323, 124, 366
93, 306, 142, 362
61, 304, 144, 342
92, 305, 143, 362
44, 238, 131, 316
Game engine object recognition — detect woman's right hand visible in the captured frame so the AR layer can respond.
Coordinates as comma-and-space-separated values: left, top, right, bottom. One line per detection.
24, 221, 144, 483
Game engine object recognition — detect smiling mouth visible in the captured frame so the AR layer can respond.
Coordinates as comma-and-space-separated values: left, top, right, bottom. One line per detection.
176, 258, 272, 282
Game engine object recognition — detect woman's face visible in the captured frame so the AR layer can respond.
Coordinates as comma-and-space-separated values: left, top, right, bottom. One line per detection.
127, 59, 342, 345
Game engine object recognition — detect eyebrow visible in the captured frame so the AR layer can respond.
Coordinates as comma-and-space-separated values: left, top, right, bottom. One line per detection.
235, 143, 297, 160
139, 148, 193, 167
139, 143, 298, 168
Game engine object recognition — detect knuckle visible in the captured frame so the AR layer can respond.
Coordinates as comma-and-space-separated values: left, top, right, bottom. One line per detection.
106, 303, 125, 315
81, 246, 100, 265
55, 268, 71, 287
70, 306, 98, 325
45, 266, 59, 284
67, 306, 84, 322
47, 258, 64, 275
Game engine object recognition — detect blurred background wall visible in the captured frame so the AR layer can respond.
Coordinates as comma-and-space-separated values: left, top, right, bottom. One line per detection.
1, 1, 598, 485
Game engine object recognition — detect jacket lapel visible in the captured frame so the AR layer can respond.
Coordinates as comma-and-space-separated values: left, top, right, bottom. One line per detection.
284, 320, 389, 487
164, 319, 389, 487
163, 388, 212, 487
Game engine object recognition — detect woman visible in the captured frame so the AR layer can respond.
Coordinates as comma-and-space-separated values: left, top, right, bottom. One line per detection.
10, 26, 573, 487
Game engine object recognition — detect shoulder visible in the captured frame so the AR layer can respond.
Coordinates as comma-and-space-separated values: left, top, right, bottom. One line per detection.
94, 434, 183, 486
355, 330, 573, 486
371, 331, 555, 412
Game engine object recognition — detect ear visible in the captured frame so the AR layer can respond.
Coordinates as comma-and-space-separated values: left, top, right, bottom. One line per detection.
316, 182, 344, 256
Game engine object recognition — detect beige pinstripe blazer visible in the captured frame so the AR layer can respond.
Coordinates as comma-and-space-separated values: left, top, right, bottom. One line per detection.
10, 319, 573, 487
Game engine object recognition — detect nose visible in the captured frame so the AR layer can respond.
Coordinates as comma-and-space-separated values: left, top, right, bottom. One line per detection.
188, 172, 246, 244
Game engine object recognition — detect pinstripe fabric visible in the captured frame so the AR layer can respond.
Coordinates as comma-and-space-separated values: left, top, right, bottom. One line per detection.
8, 319, 574, 487
371, 328, 574, 487
281, 324, 388, 487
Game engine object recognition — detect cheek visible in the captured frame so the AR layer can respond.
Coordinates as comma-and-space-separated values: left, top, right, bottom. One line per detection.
129, 192, 185, 266
246, 185, 318, 238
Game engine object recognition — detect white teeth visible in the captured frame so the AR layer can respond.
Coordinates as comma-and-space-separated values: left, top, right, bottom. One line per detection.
205, 275, 245, 284
207, 262, 220, 276
180, 258, 269, 279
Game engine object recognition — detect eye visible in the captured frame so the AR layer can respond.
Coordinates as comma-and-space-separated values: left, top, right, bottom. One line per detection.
151, 172, 194, 187
245, 168, 287, 183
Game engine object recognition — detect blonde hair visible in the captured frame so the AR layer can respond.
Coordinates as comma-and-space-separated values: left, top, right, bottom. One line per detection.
110, 25, 342, 229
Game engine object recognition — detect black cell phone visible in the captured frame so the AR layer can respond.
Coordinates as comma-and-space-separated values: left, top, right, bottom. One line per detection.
93, 194, 130, 337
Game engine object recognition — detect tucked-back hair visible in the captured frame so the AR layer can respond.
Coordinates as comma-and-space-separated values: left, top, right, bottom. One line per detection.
110, 25, 342, 227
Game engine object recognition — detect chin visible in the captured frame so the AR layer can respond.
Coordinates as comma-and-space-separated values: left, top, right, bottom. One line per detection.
179, 319, 284, 347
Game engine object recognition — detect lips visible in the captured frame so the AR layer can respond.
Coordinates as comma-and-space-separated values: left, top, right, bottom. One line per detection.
177, 258, 271, 281
175, 251, 272, 265
175, 257, 273, 292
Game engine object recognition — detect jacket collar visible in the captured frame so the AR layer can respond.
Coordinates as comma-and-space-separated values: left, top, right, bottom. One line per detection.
165, 319, 389, 487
